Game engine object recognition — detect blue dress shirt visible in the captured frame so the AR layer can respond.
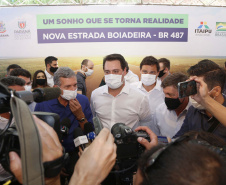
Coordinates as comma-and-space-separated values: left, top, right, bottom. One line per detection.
174, 96, 226, 142
35, 94, 93, 152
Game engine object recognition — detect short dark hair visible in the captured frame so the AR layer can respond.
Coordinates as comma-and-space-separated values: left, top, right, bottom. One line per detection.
32, 70, 48, 89
139, 143, 226, 185
158, 58, 170, 70
224, 61, 226, 68
103, 54, 127, 71
6, 64, 22, 75
187, 59, 220, 76
45, 56, 58, 67
162, 72, 188, 89
140, 56, 160, 72
203, 68, 226, 91
81, 59, 89, 69
1, 76, 25, 87
10, 68, 31, 80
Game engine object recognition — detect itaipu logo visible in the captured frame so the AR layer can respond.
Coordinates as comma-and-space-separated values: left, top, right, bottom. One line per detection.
215, 22, 226, 37
195, 21, 212, 34
0, 21, 6, 33
18, 21, 26, 29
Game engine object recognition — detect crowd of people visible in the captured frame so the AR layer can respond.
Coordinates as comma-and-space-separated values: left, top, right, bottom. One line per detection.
0, 54, 226, 185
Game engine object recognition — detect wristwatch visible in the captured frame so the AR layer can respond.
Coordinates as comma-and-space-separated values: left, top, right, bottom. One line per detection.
78, 117, 85, 122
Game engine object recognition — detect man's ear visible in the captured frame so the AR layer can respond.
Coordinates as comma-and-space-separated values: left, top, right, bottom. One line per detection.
81, 65, 86, 72
214, 86, 222, 97
164, 67, 169, 73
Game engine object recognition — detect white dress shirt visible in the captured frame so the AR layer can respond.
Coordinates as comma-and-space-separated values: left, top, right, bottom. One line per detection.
124, 70, 139, 84
45, 69, 54, 87
131, 78, 165, 124
152, 101, 191, 138
91, 83, 152, 130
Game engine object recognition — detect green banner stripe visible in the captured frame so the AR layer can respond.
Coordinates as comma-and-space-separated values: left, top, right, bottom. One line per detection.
37, 13, 188, 29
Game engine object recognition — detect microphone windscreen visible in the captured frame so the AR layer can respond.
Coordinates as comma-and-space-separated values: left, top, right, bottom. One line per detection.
84, 122, 94, 134
73, 127, 84, 139
61, 117, 71, 128
42, 87, 61, 101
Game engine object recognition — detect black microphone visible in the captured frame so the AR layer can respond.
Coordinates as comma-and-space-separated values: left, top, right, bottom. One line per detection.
84, 122, 96, 142
15, 87, 61, 103
73, 128, 88, 151
60, 118, 71, 135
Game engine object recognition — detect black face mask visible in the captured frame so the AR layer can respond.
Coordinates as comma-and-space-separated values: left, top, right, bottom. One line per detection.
165, 97, 182, 110
158, 69, 165, 78
36, 79, 46, 86
50, 66, 58, 73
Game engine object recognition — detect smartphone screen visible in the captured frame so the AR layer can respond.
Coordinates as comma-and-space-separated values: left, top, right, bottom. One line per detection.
178, 80, 197, 98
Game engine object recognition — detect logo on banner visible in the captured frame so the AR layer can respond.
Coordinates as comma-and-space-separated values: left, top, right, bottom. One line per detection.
18, 21, 26, 29
215, 22, 226, 37
195, 21, 212, 36
0, 21, 6, 33
14, 20, 31, 40
0, 21, 9, 38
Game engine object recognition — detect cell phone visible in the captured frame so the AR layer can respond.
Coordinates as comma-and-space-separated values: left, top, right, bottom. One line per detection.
157, 136, 168, 144
178, 80, 197, 98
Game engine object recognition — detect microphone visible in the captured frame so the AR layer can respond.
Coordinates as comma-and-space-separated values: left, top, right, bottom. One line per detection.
73, 128, 88, 151
93, 116, 103, 135
60, 118, 71, 135
0, 83, 61, 113
16, 87, 61, 103
84, 122, 96, 142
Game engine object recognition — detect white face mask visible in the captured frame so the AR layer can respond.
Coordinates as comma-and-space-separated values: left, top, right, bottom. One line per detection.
24, 85, 32, 91
189, 97, 205, 110
85, 68, 94, 77
141, 74, 156, 86
105, 74, 123, 89
60, 89, 77, 100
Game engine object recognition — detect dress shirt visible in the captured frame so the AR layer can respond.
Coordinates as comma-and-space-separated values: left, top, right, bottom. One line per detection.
45, 69, 54, 87
174, 95, 226, 141
124, 70, 139, 84
35, 94, 93, 152
152, 101, 191, 138
131, 78, 165, 123
91, 83, 152, 130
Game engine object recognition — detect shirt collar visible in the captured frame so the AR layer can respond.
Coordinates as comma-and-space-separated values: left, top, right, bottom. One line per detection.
77, 71, 86, 79
45, 69, 53, 79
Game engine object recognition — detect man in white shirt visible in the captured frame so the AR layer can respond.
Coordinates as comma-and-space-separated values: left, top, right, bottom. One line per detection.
151, 73, 191, 138
131, 56, 165, 124
91, 54, 152, 130
44, 56, 59, 87
158, 58, 171, 82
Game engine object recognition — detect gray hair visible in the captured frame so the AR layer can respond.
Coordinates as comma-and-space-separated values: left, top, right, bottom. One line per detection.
54, 67, 76, 86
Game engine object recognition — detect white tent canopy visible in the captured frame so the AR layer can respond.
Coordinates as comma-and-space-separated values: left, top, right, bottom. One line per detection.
1, 0, 226, 7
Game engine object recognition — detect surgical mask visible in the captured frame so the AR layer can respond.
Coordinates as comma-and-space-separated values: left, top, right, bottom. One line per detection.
60, 89, 77, 100
189, 87, 216, 110
50, 66, 58, 73
24, 85, 32, 91
158, 69, 165, 78
141, 74, 156, 86
105, 74, 123, 89
165, 97, 182, 110
36, 79, 46, 86
84, 68, 94, 76
189, 97, 205, 110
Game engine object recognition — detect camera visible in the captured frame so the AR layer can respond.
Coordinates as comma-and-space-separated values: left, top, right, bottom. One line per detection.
111, 123, 150, 160
109, 123, 150, 185
0, 83, 61, 176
